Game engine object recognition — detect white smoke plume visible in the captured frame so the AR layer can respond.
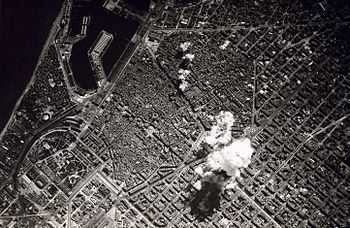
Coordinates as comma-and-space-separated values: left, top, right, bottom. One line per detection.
179, 80, 189, 91
202, 111, 255, 178
207, 138, 254, 177
190, 111, 254, 218
219, 40, 231, 50
178, 69, 191, 91
183, 53, 195, 61
205, 111, 235, 147
180, 41, 191, 51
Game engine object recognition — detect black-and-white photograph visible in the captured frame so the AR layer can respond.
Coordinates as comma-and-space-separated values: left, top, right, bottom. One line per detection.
0, 0, 349, 227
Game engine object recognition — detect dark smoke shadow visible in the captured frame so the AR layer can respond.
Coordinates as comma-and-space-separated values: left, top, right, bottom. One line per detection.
188, 170, 230, 221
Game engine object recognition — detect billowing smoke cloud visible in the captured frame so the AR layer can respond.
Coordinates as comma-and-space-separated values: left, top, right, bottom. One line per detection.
189, 111, 255, 219
203, 111, 254, 178
207, 138, 254, 177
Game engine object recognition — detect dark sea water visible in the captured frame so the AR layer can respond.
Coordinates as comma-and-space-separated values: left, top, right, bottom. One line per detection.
0, 0, 62, 132
0, 0, 150, 132
127, 0, 151, 12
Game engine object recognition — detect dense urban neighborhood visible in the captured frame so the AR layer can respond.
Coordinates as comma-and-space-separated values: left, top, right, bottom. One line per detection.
0, 0, 349, 227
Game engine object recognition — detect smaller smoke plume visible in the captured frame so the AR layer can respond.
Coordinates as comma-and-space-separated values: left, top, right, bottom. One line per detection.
178, 69, 191, 91
180, 41, 191, 51
205, 111, 235, 147
183, 53, 195, 61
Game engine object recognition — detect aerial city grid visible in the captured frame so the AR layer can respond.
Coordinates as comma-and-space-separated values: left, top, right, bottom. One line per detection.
0, 0, 349, 227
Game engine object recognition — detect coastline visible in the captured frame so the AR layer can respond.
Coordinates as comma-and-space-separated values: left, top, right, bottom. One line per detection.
0, 1, 66, 141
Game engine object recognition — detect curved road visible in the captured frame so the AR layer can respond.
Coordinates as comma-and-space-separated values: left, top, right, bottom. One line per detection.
0, 104, 82, 191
